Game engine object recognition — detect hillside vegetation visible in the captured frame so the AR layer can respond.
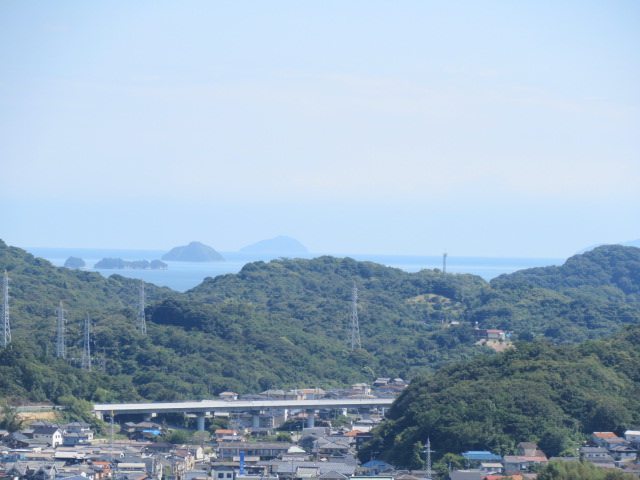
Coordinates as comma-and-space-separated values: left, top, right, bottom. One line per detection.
0, 240, 639, 408
359, 324, 640, 468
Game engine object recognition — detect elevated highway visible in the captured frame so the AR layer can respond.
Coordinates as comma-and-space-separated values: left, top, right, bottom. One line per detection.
93, 397, 395, 430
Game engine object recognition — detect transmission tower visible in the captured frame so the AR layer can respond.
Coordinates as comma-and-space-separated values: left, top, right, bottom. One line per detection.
136, 280, 147, 335
81, 316, 92, 371
349, 282, 361, 349
55, 301, 67, 359
424, 438, 434, 479
2, 271, 10, 348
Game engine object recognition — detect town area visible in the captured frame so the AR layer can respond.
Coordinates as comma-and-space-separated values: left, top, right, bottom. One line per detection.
1, 380, 639, 480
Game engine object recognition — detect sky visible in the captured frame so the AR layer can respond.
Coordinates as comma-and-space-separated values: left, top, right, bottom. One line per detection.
1, 1, 638, 258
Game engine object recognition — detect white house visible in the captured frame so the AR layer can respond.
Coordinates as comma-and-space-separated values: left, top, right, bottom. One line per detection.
31, 427, 63, 447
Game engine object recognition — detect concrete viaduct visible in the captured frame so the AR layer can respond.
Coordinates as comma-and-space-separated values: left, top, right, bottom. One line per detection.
93, 398, 394, 431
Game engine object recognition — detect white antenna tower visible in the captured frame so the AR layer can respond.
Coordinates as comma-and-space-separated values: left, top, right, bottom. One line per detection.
136, 280, 147, 335
81, 316, 92, 371
56, 301, 67, 358
442, 252, 447, 277
349, 282, 361, 349
2, 271, 10, 348
424, 438, 434, 479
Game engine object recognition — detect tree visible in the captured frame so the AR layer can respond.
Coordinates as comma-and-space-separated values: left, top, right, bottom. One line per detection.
163, 429, 193, 444
0, 403, 24, 432
276, 432, 292, 442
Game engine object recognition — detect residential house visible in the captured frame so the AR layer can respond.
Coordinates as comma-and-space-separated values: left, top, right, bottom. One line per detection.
217, 442, 293, 460
31, 427, 63, 448
297, 389, 325, 400
608, 443, 638, 464
625, 430, 640, 446
312, 438, 350, 459
591, 432, 619, 448
447, 472, 483, 480
358, 459, 394, 476
211, 464, 235, 480
63, 422, 92, 435
219, 392, 238, 401
258, 459, 356, 480
502, 443, 547, 472
214, 430, 239, 441
350, 384, 371, 395
316, 471, 348, 480
580, 446, 616, 467
122, 422, 163, 441
461, 451, 503, 468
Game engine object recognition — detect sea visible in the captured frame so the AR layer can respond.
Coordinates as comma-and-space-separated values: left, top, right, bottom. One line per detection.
25, 247, 564, 293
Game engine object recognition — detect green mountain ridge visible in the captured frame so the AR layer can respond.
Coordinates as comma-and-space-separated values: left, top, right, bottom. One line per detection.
0, 240, 638, 410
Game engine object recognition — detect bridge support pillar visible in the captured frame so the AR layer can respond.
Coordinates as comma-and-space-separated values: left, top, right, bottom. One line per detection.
196, 414, 206, 432
305, 410, 315, 428
144, 412, 157, 422
252, 412, 260, 429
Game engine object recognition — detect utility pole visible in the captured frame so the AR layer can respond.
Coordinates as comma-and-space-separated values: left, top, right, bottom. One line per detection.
1, 271, 10, 348
81, 316, 92, 371
136, 280, 147, 335
56, 301, 67, 359
349, 282, 361, 349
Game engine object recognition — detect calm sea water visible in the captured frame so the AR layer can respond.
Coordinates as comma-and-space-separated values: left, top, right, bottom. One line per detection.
26, 247, 564, 293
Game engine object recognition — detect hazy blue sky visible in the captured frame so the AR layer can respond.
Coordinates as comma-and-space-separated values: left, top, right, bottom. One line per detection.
1, 1, 638, 257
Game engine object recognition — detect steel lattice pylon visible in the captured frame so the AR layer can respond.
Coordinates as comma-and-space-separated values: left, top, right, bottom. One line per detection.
424, 438, 434, 479
1, 271, 10, 348
136, 280, 147, 335
56, 301, 67, 358
349, 282, 361, 349
81, 316, 92, 370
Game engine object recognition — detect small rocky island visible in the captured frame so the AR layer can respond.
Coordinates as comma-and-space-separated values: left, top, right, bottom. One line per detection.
63, 256, 86, 269
161, 241, 225, 262
94, 258, 168, 270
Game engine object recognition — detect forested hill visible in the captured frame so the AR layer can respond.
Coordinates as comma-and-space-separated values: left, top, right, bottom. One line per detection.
0, 239, 639, 404
359, 323, 640, 468
491, 245, 640, 300
0, 240, 175, 346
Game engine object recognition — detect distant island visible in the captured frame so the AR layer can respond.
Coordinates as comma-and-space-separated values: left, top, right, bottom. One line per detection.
240, 235, 308, 255
94, 258, 168, 270
63, 256, 86, 269
161, 241, 225, 262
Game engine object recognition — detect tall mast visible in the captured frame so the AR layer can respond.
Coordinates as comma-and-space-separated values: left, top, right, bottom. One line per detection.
81, 316, 92, 370
442, 252, 447, 277
136, 280, 147, 335
424, 438, 434, 479
56, 301, 67, 358
1, 271, 10, 348
349, 282, 361, 349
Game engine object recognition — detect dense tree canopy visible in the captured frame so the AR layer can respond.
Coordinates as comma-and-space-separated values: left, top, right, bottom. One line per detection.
0, 240, 638, 415
358, 324, 640, 468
